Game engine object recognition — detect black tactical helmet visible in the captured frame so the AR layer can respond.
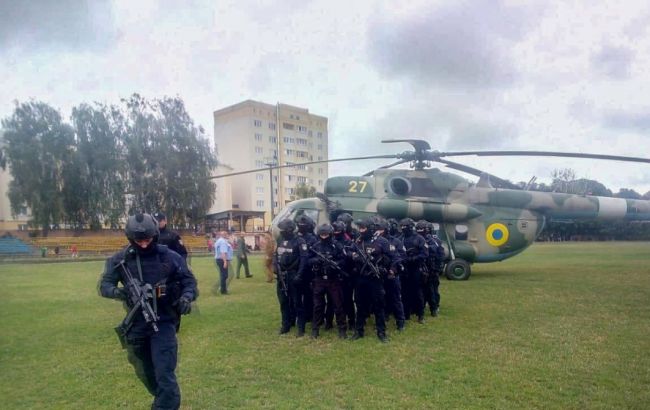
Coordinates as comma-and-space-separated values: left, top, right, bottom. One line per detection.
375, 218, 389, 231
278, 219, 296, 232
336, 212, 354, 227
399, 218, 415, 229
416, 220, 428, 232
317, 223, 334, 237
297, 214, 315, 232
125, 213, 159, 241
332, 221, 345, 234
355, 218, 369, 229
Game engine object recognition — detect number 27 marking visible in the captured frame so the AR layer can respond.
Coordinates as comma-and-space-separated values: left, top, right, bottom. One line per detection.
348, 180, 368, 193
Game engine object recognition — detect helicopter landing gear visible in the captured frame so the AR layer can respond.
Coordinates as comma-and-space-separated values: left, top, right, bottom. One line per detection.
445, 259, 471, 281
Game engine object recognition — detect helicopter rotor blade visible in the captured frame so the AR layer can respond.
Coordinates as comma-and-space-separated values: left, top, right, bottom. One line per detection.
209, 154, 398, 179
436, 158, 520, 190
434, 150, 650, 164
362, 158, 410, 176
382, 139, 432, 152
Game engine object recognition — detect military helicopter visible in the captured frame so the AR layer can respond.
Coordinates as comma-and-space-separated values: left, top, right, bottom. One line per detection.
213, 139, 650, 280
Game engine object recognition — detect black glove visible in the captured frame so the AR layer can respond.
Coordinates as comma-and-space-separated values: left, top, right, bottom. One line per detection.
175, 296, 192, 315
113, 287, 127, 300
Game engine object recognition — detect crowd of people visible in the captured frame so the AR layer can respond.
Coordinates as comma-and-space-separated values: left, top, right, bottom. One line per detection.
272, 213, 445, 343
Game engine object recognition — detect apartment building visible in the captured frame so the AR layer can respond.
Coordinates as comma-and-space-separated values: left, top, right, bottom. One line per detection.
211, 100, 328, 229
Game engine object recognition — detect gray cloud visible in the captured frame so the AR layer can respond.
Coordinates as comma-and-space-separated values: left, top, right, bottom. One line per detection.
603, 109, 650, 132
591, 45, 635, 79
0, 0, 117, 52
366, 0, 542, 89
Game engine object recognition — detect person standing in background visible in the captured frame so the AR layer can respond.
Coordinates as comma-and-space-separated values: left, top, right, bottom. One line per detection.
214, 231, 233, 295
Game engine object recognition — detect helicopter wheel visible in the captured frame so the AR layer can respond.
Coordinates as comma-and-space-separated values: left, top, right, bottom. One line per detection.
445, 259, 471, 281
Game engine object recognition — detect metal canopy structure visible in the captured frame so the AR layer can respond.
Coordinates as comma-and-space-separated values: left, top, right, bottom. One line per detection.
205, 210, 266, 232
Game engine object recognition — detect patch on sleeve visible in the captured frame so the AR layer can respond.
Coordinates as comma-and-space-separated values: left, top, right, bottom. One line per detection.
301, 244, 308, 251
178, 240, 184, 246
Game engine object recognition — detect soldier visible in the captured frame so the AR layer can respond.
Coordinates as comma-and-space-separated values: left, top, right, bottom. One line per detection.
336, 212, 358, 241
273, 219, 309, 336
235, 235, 253, 279
381, 218, 406, 331
350, 217, 395, 343
332, 221, 356, 330
400, 218, 428, 324
416, 220, 436, 317
99, 213, 197, 410
296, 215, 317, 323
309, 224, 348, 339
428, 223, 445, 316
153, 212, 188, 261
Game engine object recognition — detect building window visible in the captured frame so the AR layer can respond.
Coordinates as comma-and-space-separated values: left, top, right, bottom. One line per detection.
296, 151, 307, 158
318, 180, 323, 186
255, 146, 263, 154
298, 125, 307, 133
255, 160, 264, 168
285, 149, 295, 156
318, 168, 323, 175
254, 120, 262, 127
317, 144, 322, 150
256, 200, 265, 208
269, 135, 277, 143
297, 176, 307, 183
256, 174, 264, 180
283, 122, 294, 130
317, 132, 323, 139
296, 138, 307, 145
255, 133, 262, 141
317, 156, 323, 161
286, 188, 295, 195
308, 130, 312, 137
269, 122, 276, 130
256, 187, 264, 193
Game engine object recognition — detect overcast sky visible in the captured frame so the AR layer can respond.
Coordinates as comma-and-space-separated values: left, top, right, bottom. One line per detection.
2, 0, 650, 194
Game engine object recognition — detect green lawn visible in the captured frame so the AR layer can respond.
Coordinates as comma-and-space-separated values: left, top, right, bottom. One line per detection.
1, 242, 649, 409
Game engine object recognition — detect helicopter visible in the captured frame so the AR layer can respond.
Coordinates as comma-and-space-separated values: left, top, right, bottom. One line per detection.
213, 139, 650, 280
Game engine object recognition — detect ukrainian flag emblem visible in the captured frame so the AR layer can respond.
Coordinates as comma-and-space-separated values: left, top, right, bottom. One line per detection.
486, 223, 509, 247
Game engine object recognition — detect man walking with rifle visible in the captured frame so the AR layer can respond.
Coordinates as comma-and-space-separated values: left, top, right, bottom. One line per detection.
99, 213, 197, 410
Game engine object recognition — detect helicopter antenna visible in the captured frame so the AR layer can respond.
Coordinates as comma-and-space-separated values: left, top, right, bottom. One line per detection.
525, 176, 537, 191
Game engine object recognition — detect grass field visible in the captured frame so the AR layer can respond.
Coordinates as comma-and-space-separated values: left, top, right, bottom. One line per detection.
1, 242, 649, 409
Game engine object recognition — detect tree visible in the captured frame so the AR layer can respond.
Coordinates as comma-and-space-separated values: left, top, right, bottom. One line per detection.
2, 101, 75, 236
292, 183, 317, 200
614, 188, 642, 199
121, 94, 216, 225
69, 103, 127, 229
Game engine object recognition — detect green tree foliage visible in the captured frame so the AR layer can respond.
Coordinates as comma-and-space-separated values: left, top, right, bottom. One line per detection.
2, 95, 217, 232
1, 101, 75, 236
292, 182, 317, 200
121, 94, 216, 225
614, 188, 642, 199
69, 103, 126, 229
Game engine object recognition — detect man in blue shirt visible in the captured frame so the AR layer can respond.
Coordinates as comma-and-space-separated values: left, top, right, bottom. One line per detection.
214, 231, 233, 295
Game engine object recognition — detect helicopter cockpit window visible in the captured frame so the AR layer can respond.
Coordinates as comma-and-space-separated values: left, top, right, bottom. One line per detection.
455, 224, 468, 241
292, 208, 319, 224
409, 177, 442, 198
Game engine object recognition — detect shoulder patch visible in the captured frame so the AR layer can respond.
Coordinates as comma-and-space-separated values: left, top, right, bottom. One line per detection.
301, 244, 308, 251
178, 239, 184, 246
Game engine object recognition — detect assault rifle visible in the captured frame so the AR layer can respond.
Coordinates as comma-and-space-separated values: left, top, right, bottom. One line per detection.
352, 241, 382, 278
273, 257, 289, 297
114, 259, 159, 349
310, 248, 348, 278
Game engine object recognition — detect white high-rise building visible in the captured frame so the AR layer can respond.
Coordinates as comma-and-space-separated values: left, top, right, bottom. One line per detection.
211, 100, 328, 230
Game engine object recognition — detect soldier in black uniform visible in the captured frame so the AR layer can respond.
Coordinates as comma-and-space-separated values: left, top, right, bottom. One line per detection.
332, 221, 356, 329
351, 218, 396, 342
99, 213, 197, 410
296, 215, 317, 324
400, 218, 428, 324
273, 219, 309, 336
153, 212, 188, 261
379, 218, 406, 331
336, 212, 358, 241
309, 224, 348, 339
428, 223, 445, 316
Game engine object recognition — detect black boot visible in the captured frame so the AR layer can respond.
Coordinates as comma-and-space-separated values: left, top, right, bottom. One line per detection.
311, 328, 319, 339
297, 327, 305, 337
338, 329, 347, 339
350, 330, 364, 340
377, 332, 388, 343
279, 325, 291, 335
417, 315, 425, 324
324, 321, 333, 330
396, 321, 405, 332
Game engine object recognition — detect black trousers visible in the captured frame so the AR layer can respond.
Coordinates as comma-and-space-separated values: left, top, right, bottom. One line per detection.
236, 255, 251, 278
424, 269, 441, 312
354, 275, 386, 336
401, 263, 425, 319
384, 276, 405, 326
312, 277, 346, 331
126, 321, 180, 410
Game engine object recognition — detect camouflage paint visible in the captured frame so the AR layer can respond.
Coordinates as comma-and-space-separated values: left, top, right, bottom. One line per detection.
273, 168, 650, 265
